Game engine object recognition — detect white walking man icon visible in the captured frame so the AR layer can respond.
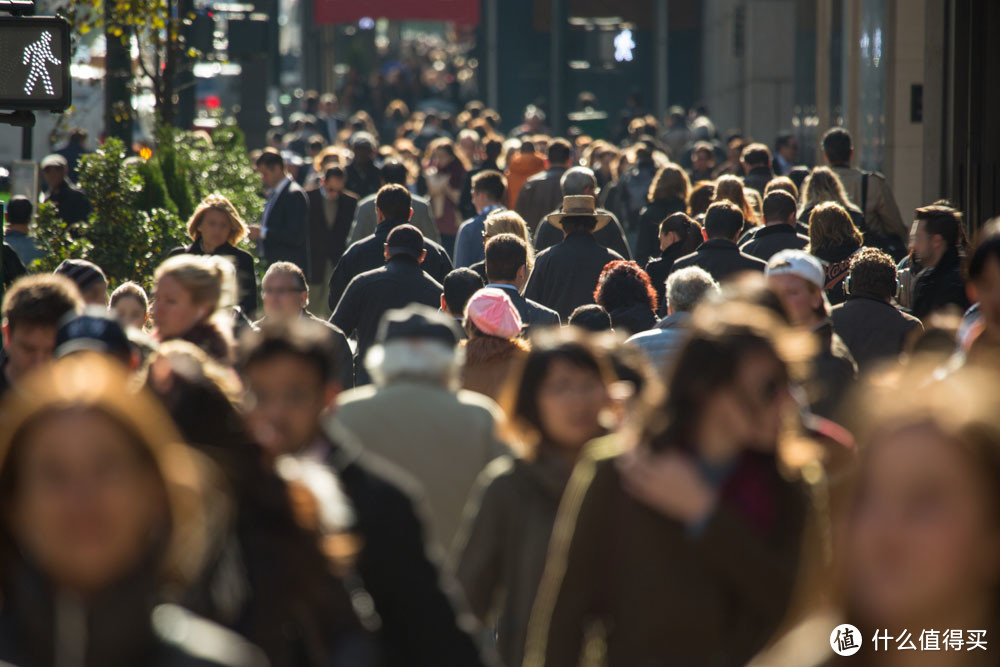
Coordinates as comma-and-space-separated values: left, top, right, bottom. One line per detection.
22, 30, 61, 96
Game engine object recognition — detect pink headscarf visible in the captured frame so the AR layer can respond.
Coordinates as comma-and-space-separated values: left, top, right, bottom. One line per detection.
465, 288, 523, 338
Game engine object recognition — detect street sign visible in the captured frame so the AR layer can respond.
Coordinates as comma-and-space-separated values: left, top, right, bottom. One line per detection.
0, 16, 71, 111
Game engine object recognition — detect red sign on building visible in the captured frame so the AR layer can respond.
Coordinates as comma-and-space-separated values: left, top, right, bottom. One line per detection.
314, 0, 480, 26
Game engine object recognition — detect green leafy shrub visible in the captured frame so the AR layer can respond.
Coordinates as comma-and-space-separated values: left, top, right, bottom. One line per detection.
30, 201, 94, 274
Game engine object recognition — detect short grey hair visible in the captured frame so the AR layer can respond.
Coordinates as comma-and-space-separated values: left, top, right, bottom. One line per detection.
666, 266, 720, 313
560, 166, 598, 196
364, 339, 464, 389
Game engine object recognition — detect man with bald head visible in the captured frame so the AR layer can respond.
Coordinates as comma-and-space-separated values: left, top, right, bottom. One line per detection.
533, 166, 632, 259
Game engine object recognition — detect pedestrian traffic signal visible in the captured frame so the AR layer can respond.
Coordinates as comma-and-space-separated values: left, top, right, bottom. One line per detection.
0, 16, 71, 111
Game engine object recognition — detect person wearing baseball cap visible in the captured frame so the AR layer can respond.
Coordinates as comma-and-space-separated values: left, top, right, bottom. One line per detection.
330, 224, 444, 385
461, 287, 528, 402
41, 152, 91, 228
766, 249, 857, 418
55, 307, 136, 369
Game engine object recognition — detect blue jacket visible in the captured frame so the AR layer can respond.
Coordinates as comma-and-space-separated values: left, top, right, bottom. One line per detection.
453, 205, 504, 268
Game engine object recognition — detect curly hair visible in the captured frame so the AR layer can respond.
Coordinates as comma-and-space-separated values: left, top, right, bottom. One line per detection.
593, 260, 658, 313
808, 201, 862, 253
186, 194, 249, 245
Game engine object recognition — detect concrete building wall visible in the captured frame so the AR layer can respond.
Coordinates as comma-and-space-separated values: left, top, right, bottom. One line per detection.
885, 0, 926, 222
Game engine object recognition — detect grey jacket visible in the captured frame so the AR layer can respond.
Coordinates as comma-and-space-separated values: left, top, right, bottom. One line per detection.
625, 311, 692, 377
348, 193, 441, 246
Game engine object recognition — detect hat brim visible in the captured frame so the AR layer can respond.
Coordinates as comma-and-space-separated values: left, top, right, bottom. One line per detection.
547, 211, 612, 232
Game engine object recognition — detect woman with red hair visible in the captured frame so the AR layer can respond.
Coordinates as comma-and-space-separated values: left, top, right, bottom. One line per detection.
593, 260, 659, 335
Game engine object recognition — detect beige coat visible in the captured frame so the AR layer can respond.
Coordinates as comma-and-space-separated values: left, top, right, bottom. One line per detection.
831, 165, 909, 243
332, 380, 509, 550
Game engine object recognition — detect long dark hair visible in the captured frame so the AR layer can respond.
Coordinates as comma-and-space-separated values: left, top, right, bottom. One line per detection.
501, 330, 614, 456
660, 212, 704, 256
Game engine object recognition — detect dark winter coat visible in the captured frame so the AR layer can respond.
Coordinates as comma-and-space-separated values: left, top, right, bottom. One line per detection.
534, 208, 633, 260
306, 188, 358, 284
645, 242, 696, 315
740, 224, 810, 263
911, 246, 970, 321
831, 293, 922, 370
671, 239, 767, 284
327, 218, 453, 311
514, 167, 569, 234
606, 302, 658, 336
259, 178, 310, 274
809, 321, 858, 420
485, 283, 561, 331
523, 232, 624, 320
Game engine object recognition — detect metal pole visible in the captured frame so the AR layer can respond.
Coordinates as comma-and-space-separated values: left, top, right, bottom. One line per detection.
655, 0, 669, 121
21, 124, 32, 161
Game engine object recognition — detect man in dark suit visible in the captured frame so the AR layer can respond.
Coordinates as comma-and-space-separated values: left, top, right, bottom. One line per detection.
740, 190, 809, 262
523, 195, 624, 320
330, 225, 444, 385
485, 233, 560, 330
672, 201, 766, 283
514, 138, 573, 234
328, 184, 453, 311
307, 166, 358, 317
250, 148, 310, 275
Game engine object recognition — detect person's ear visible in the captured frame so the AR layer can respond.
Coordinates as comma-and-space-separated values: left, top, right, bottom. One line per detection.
1, 322, 9, 348
322, 382, 341, 413
384, 246, 391, 261
440, 294, 448, 312
418, 249, 427, 264
967, 282, 978, 306
407, 207, 414, 221
516, 264, 527, 284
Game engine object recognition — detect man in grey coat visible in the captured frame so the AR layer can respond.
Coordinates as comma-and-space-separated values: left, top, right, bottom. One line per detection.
347, 160, 441, 245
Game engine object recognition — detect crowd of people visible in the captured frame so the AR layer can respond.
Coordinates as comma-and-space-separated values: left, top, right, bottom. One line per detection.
1, 92, 1000, 667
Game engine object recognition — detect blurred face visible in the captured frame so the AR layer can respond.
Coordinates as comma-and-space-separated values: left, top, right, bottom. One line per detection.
912, 220, 944, 267
261, 272, 307, 321
536, 359, 608, 451
692, 149, 713, 172
697, 352, 790, 459
781, 139, 798, 160
197, 209, 232, 252
258, 164, 284, 189
151, 275, 204, 340
848, 424, 1000, 629
768, 274, 823, 327
433, 147, 452, 167
323, 176, 344, 199
81, 283, 109, 307
11, 410, 165, 594
112, 295, 147, 330
42, 166, 64, 190
1, 324, 57, 382
244, 355, 334, 461
973, 256, 1000, 340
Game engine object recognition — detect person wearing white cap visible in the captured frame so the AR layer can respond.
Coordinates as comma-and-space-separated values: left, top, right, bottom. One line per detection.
766, 249, 857, 419
40, 153, 90, 227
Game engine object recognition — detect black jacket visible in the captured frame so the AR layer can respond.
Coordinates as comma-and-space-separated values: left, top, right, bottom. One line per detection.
487, 283, 561, 330
534, 209, 632, 260
328, 218, 453, 311
831, 293, 922, 370
671, 239, 767, 283
813, 240, 863, 306
534, 208, 632, 260
2, 243, 26, 289
809, 321, 858, 420
169, 240, 258, 318
645, 242, 694, 315
44, 178, 91, 226
307, 189, 358, 284
322, 425, 494, 667
743, 166, 774, 196
345, 160, 382, 200
260, 178, 310, 274
330, 256, 444, 384
607, 302, 657, 336
523, 231, 624, 320
911, 247, 970, 321
739, 224, 809, 262
0, 561, 265, 667
634, 197, 686, 268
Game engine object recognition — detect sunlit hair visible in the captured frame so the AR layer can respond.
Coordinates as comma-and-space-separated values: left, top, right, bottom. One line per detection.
485, 209, 535, 271
714, 175, 759, 225
593, 260, 658, 313
765, 176, 800, 203
648, 164, 691, 204
155, 254, 237, 316
498, 327, 615, 458
807, 202, 862, 253
0, 353, 219, 588
186, 194, 249, 245
426, 136, 472, 172
800, 166, 853, 213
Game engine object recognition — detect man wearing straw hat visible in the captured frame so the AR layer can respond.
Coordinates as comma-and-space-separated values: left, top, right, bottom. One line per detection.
523, 195, 624, 319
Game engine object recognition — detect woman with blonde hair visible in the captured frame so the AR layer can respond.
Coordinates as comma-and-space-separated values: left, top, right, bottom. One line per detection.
151, 254, 238, 363
467, 209, 536, 282
714, 174, 760, 235
168, 194, 257, 318
636, 164, 692, 267
0, 353, 266, 665
798, 166, 864, 232
807, 201, 864, 305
